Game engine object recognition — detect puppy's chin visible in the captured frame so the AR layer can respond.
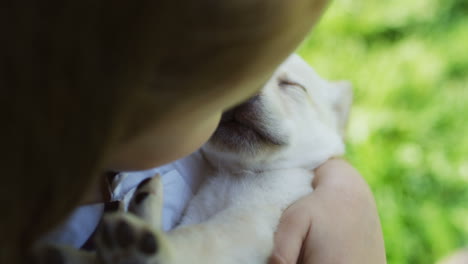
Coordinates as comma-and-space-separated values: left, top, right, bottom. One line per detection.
207, 120, 285, 155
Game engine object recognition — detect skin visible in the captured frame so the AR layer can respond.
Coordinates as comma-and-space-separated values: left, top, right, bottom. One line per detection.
78, 1, 386, 261
83, 78, 261, 203
105, 59, 272, 172
269, 158, 387, 264
100, 96, 387, 264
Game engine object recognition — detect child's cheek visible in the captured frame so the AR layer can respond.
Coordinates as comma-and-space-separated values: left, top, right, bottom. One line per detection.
105, 112, 221, 171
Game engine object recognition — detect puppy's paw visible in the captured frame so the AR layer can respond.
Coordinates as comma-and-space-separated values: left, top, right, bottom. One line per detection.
128, 174, 164, 230
96, 213, 169, 264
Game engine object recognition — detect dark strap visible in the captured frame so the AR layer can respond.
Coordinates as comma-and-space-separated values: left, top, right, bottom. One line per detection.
81, 171, 120, 251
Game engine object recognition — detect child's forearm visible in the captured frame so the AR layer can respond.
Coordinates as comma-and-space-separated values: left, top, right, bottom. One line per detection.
270, 158, 387, 264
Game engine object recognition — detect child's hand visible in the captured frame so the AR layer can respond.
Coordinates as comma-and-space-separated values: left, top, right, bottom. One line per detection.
268, 158, 386, 264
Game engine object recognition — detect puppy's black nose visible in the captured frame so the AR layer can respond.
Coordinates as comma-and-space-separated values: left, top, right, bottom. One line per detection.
221, 94, 261, 122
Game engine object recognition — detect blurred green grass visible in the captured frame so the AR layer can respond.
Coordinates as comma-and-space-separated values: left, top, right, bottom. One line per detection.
297, 0, 468, 263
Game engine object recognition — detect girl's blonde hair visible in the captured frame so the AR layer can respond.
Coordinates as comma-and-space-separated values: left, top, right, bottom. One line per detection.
0, 0, 327, 262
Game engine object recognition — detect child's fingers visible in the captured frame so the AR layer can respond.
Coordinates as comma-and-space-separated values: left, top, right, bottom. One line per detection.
269, 198, 311, 264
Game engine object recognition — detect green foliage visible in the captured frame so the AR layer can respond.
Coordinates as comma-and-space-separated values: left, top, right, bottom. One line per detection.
297, 0, 468, 263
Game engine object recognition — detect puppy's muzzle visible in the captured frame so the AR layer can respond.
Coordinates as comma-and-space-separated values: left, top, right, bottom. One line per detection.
221, 95, 261, 126
218, 95, 286, 147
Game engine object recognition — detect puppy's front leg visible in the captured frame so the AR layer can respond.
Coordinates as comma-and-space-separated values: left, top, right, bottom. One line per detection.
95, 175, 171, 264
166, 205, 281, 264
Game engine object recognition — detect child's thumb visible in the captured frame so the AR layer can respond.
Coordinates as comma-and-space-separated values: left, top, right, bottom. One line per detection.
268, 204, 311, 264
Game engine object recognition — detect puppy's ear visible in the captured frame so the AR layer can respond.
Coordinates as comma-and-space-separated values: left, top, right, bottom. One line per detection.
328, 81, 353, 138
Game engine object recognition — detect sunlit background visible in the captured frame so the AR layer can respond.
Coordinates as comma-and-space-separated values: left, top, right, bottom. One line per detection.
297, 0, 468, 263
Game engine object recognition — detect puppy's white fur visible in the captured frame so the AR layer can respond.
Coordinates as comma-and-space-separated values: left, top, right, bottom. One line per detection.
164, 54, 352, 263
36, 54, 352, 264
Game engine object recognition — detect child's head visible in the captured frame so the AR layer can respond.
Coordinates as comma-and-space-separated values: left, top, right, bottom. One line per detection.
0, 0, 329, 262
104, 0, 331, 171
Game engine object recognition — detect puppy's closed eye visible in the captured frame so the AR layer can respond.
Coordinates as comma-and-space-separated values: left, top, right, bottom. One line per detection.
278, 78, 306, 92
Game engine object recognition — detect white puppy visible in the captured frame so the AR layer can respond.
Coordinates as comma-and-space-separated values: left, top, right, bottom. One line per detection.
170, 54, 352, 263
36, 54, 352, 264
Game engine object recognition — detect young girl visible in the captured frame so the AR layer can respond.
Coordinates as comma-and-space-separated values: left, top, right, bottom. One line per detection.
0, 0, 385, 263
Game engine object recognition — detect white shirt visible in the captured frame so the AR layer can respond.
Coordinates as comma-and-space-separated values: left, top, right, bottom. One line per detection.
41, 151, 209, 248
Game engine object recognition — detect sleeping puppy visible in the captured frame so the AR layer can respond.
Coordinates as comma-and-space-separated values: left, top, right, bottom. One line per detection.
35, 54, 352, 264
